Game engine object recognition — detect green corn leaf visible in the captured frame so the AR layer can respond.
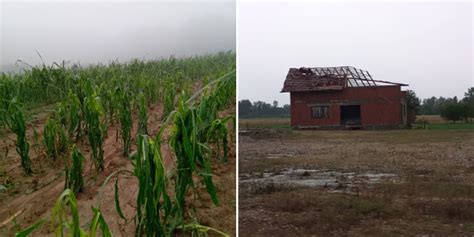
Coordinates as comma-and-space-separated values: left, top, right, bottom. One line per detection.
15, 220, 45, 237
114, 177, 126, 220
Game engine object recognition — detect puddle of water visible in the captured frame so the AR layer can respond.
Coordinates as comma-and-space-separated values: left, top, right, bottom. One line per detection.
240, 168, 399, 193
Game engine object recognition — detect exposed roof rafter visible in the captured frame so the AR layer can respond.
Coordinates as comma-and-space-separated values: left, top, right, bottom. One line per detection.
281, 66, 408, 93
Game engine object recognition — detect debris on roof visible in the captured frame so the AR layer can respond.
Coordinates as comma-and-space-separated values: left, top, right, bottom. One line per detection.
281, 66, 408, 92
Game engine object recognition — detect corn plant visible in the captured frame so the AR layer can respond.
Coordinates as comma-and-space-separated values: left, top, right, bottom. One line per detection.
43, 118, 58, 160
15, 220, 45, 237
57, 124, 69, 155
137, 92, 148, 135
98, 136, 172, 235
115, 88, 132, 157
16, 190, 112, 237
206, 117, 232, 162
64, 90, 83, 141
107, 134, 229, 237
50, 189, 111, 237
170, 96, 219, 219
64, 145, 84, 194
196, 73, 236, 162
132, 135, 172, 236
211, 72, 236, 111
43, 117, 69, 162
157, 71, 235, 222
162, 80, 176, 120
84, 93, 107, 171
97, 83, 116, 126
5, 99, 32, 175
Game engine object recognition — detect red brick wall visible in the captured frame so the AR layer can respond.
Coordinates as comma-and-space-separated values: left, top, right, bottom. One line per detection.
290, 86, 405, 127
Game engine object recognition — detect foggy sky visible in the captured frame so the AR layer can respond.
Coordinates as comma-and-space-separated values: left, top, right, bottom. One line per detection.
238, 1, 473, 104
1, 1, 235, 68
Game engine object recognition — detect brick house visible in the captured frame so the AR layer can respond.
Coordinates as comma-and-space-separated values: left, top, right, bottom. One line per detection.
281, 66, 409, 129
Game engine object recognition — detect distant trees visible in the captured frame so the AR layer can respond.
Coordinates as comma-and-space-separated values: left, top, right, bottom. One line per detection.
440, 100, 464, 123
419, 87, 474, 123
239, 99, 290, 118
464, 87, 474, 120
419, 96, 443, 115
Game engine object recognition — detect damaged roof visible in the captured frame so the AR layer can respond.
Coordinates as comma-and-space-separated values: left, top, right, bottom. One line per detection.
281, 66, 408, 93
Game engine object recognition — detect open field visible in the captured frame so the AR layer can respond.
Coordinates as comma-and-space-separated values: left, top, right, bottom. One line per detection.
239, 121, 474, 236
414, 115, 474, 130
239, 118, 291, 129
416, 115, 449, 124
240, 115, 474, 130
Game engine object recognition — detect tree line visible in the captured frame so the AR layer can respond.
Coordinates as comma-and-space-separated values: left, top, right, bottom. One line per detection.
239, 99, 290, 118
415, 87, 474, 123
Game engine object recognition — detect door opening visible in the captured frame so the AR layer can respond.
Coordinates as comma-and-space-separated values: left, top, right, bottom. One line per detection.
340, 105, 361, 125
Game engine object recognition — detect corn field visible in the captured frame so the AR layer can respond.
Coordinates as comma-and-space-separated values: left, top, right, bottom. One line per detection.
1, 52, 235, 236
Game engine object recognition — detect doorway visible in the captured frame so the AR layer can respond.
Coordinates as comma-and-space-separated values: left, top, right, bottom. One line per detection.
340, 105, 361, 125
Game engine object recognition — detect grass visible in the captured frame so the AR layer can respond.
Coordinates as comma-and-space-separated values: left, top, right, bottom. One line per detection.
240, 116, 474, 131
240, 189, 402, 235
241, 181, 474, 236
423, 122, 474, 130
415, 115, 474, 130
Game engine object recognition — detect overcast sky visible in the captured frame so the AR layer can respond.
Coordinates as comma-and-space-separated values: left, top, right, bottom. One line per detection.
238, 1, 473, 104
1, 1, 235, 68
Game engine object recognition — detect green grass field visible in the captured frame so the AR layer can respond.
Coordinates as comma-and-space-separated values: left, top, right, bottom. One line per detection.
240, 116, 474, 130
423, 122, 474, 130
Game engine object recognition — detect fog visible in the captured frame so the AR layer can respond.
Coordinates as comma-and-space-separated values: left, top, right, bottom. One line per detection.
238, 1, 473, 104
0, 1, 235, 70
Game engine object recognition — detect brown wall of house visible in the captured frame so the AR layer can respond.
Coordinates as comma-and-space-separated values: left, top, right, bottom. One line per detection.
290, 86, 406, 128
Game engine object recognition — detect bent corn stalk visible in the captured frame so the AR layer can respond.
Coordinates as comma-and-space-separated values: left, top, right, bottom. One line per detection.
64, 145, 84, 194
84, 92, 107, 171
5, 99, 32, 175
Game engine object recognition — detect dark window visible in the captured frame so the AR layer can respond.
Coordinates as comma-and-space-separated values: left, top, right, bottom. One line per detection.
311, 106, 329, 118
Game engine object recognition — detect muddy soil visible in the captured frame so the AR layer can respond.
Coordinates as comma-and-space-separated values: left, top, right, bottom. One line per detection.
239, 128, 474, 236
240, 168, 399, 194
